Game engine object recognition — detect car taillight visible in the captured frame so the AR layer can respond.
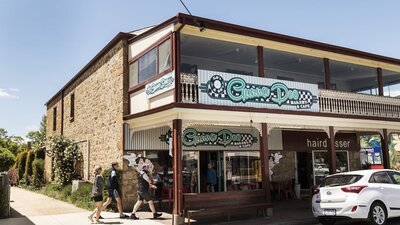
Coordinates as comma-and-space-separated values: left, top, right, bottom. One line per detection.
341, 185, 368, 194
313, 188, 320, 195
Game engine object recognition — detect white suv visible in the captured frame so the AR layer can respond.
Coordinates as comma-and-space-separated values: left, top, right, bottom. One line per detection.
312, 169, 400, 225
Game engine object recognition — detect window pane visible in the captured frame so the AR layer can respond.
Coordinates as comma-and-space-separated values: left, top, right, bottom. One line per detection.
383, 69, 400, 97
183, 151, 198, 193
264, 49, 325, 87
129, 61, 138, 87
139, 48, 157, 83
330, 60, 378, 95
181, 34, 258, 76
158, 39, 171, 73
145, 151, 173, 187
225, 151, 261, 191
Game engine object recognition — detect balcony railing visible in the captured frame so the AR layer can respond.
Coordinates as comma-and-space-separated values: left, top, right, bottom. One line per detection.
319, 89, 400, 118
180, 73, 400, 119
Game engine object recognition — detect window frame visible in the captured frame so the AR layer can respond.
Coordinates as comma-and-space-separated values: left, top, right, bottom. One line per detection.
128, 33, 173, 93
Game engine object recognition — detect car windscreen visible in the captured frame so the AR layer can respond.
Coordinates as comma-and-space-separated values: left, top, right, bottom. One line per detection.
321, 175, 363, 187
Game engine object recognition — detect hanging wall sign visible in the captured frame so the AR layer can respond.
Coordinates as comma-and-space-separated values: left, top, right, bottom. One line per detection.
198, 70, 319, 111
145, 71, 175, 98
182, 128, 258, 148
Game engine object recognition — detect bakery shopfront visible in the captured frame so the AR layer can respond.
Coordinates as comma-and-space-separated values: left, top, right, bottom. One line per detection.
123, 13, 400, 224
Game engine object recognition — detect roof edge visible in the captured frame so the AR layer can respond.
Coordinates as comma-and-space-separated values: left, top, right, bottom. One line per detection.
45, 32, 134, 106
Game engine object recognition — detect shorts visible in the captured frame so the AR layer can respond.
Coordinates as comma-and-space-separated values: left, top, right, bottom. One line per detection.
108, 189, 120, 199
93, 195, 103, 202
137, 191, 153, 201
206, 183, 215, 186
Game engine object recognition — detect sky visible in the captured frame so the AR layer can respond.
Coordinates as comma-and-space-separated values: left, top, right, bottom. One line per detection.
0, 0, 400, 138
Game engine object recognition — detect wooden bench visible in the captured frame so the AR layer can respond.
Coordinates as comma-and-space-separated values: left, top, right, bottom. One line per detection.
183, 190, 273, 225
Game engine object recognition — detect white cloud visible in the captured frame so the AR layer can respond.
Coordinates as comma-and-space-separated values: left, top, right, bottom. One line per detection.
25, 125, 39, 132
9, 88, 20, 92
0, 88, 19, 99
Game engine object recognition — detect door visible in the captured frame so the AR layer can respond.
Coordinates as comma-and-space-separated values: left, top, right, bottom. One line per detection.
199, 151, 225, 192
297, 152, 313, 189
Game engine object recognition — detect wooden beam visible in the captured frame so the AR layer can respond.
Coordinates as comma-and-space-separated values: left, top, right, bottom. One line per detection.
324, 58, 331, 89
377, 67, 384, 96
328, 126, 337, 174
172, 119, 183, 215
260, 123, 271, 203
382, 129, 390, 169
257, 46, 265, 77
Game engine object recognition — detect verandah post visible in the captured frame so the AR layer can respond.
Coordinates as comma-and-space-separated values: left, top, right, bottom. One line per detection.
172, 119, 183, 224
260, 123, 271, 203
382, 129, 390, 169
327, 126, 337, 174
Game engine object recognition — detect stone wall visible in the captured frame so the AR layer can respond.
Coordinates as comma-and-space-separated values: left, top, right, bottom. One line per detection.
121, 160, 138, 211
45, 38, 134, 207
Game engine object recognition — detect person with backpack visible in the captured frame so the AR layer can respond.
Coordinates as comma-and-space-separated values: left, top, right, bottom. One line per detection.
88, 166, 104, 223
102, 162, 128, 219
130, 163, 162, 220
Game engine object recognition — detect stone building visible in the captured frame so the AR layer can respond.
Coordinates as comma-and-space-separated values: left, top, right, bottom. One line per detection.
45, 13, 400, 223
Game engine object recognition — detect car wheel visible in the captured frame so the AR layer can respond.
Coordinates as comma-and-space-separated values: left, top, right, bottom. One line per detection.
318, 218, 335, 225
368, 202, 387, 225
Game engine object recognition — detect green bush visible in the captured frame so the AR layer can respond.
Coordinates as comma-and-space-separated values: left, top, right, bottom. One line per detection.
0, 148, 16, 172
48, 136, 81, 185
15, 151, 27, 180
24, 151, 35, 183
59, 184, 72, 201
32, 159, 44, 187
70, 183, 96, 210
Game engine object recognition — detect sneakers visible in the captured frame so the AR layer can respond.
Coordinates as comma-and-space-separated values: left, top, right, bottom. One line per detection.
130, 214, 139, 220
153, 212, 162, 219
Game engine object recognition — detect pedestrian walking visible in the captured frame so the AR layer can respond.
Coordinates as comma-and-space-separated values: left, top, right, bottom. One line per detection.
102, 162, 128, 218
88, 166, 104, 224
130, 164, 162, 220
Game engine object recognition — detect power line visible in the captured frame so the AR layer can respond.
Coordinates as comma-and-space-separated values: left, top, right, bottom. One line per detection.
178, 0, 193, 16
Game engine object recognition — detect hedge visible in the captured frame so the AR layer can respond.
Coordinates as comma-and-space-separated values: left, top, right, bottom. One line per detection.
15, 151, 27, 180
24, 150, 35, 183
0, 148, 15, 172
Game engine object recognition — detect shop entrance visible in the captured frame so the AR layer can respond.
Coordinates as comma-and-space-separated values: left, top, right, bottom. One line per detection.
199, 151, 225, 193
296, 152, 313, 190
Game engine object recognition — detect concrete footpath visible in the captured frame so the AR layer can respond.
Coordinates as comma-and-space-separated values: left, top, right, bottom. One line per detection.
0, 187, 172, 225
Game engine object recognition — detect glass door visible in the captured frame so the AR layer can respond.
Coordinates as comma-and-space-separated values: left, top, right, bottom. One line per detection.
312, 150, 349, 186
199, 151, 225, 192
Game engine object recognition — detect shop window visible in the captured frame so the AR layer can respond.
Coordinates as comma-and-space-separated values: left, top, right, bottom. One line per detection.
264, 48, 325, 86
383, 69, 400, 97
225, 151, 261, 191
180, 34, 258, 76
388, 133, 400, 169
359, 134, 383, 168
330, 60, 378, 95
129, 39, 171, 88
313, 151, 349, 186
145, 151, 173, 186
183, 151, 199, 193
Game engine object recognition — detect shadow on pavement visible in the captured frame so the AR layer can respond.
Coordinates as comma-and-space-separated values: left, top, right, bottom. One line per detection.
0, 207, 35, 225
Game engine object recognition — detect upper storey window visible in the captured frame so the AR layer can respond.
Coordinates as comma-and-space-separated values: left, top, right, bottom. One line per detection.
383, 69, 400, 97
330, 60, 378, 95
264, 49, 325, 88
180, 34, 258, 76
129, 38, 171, 88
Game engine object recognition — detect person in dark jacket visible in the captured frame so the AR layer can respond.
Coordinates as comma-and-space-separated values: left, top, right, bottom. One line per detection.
206, 162, 217, 192
102, 162, 128, 218
130, 164, 162, 220
88, 166, 104, 223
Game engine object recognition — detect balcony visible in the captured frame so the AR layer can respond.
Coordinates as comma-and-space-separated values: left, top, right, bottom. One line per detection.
180, 73, 400, 119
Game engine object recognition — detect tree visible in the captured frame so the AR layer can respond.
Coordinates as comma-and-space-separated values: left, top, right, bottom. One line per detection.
26, 115, 46, 150
0, 148, 16, 172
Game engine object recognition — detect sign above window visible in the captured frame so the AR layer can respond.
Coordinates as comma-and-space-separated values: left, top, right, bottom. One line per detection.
198, 70, 319, 112
182, 128, 258, 148
145, 71, 175, 98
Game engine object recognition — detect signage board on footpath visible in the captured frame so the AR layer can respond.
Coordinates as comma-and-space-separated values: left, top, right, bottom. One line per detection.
198, 69, 319, 112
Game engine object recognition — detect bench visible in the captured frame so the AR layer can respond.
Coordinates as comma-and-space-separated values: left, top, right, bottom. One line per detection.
183, 190, 273, 225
